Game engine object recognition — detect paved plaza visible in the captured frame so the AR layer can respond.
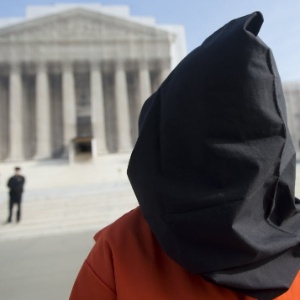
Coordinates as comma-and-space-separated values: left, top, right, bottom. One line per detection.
0, 154, 138, 300
0, 155, 300, 299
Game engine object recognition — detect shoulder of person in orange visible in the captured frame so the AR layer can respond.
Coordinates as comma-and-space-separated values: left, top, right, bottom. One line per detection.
70, 208, 300, 300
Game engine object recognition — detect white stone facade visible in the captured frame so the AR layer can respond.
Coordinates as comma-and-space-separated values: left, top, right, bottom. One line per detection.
0, 4, 187, 161
283, 82, 300, 153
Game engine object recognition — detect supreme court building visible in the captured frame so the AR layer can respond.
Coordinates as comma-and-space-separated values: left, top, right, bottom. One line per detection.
2, 4, 300, 163
0, 3, 186, 162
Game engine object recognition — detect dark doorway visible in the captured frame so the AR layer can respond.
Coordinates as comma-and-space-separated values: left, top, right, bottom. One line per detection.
73, 137, 92, 154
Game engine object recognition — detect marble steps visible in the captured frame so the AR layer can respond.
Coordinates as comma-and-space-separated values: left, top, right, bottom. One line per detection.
0, 187, 138, 241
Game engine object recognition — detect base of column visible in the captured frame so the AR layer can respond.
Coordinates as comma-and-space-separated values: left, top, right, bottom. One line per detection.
117, 146, 132, 153
4, 156, 25, 163
32, 154, 52, 161
62, 146, 71, 159
91, 138, 106, 157
97, 149, 109, 156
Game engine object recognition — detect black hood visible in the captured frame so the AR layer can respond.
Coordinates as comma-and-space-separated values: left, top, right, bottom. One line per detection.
128, 12, 300, 300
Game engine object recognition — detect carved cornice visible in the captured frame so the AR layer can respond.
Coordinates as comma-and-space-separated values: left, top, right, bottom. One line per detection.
0, 9, 172, 43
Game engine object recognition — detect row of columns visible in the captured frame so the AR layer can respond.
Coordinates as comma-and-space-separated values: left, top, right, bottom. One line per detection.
5, 60, 170, 161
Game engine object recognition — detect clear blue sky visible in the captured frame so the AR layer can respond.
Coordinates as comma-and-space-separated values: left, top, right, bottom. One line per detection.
1, 0, 300, 81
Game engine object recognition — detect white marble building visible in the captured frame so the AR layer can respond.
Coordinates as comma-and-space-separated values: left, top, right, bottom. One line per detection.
283, 83, 300, 153
0, 3, 187, 162
2, 3, 300, 163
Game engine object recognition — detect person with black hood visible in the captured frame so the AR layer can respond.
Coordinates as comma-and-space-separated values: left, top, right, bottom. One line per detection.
70, 12, 300, 300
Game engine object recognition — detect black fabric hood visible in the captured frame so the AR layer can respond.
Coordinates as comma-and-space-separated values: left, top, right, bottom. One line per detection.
128, 12, 300, 300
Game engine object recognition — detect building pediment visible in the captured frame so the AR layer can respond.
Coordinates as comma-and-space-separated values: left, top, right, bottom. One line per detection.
0, 8, 172, 43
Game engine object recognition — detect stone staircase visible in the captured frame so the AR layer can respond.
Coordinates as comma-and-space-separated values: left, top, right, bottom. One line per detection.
1, 154, 300, 241
0, 154, 138, 240
0, 185, 138, 240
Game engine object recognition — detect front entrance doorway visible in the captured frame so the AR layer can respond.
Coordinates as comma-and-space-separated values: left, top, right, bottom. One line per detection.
72, 137, 94, 163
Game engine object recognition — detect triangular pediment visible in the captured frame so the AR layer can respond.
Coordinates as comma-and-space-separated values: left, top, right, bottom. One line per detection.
0, 8, 172, 42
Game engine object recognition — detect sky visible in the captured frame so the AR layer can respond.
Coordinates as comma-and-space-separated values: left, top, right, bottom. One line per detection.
0, 0, 300, 81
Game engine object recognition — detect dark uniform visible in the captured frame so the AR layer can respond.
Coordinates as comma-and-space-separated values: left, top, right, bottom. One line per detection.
7, 175, 25, 223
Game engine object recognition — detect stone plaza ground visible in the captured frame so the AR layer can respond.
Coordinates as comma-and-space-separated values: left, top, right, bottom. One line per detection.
0, 154, 300, 299
0, 154, 137, 300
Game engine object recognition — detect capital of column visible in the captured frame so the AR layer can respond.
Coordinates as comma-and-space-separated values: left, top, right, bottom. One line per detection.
62, 61, 74, 73
89, 61, 101, 72
10, 62, 21, 74
160, 58, 171, 70
115, 60, 126, 71
36, 61, 48, 73
138, 60, 149, 70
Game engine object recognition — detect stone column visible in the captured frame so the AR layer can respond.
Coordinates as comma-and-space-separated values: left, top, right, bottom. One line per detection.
138, 61, 152, 112
90, 62, 107, 154
34, 62, 51, 159
151, 61, 171, 92
284, 83, 300, 152
62, 62, 76, 155
159, 62, 171, 84
114, 61, 132, 152
7, 63, 24, 161
0, 79, 8, 161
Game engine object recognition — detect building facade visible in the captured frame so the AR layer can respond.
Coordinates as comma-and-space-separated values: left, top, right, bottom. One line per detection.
0, 4, 186, 162
1, 4, 300, 162
283, 83, 300, 153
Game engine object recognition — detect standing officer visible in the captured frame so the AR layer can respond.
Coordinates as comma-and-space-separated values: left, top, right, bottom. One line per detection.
6, 167, 25, 223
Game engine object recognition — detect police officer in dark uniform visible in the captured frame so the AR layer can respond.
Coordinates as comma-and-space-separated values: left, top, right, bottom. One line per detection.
6, 167, 25, 223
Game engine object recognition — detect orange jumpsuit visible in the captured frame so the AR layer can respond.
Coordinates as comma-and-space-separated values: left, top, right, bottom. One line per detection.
70, 207, 300, 300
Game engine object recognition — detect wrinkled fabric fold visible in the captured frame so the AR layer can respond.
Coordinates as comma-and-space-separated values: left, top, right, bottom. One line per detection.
128, 11, 300, 300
